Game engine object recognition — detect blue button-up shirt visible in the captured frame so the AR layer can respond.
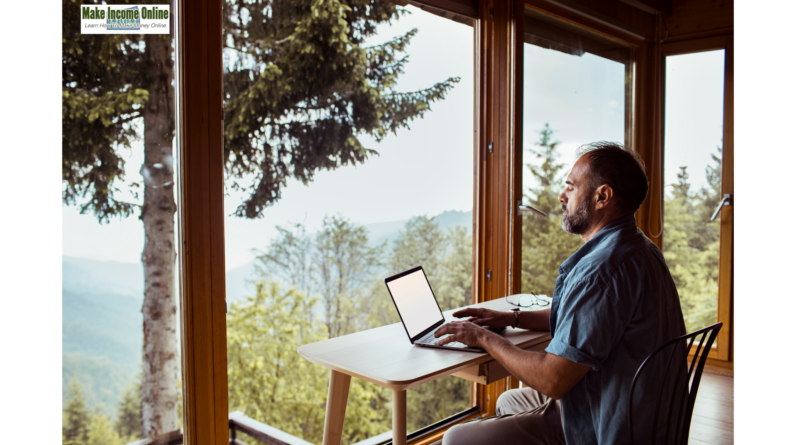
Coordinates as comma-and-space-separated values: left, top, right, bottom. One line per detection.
546, 214, 686, 445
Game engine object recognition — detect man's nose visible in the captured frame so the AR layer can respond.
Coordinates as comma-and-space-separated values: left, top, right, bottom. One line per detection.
559, 189, 567, 203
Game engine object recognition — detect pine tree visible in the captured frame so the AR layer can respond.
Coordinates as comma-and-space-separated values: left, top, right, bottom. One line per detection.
63, 0, 459, 436
520, 124, 582, 297
662, 152, 721, 333
63, 377, 91, 445
115, 380, 143, 442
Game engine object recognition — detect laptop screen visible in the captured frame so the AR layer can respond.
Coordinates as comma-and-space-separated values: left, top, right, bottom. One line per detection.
385, 268, 444, 339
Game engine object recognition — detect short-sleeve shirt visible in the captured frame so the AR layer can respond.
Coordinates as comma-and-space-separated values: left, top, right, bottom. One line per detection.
545, 214, 686, 445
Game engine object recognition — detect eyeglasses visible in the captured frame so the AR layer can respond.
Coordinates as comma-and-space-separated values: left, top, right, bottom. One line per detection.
505, 293, 551, 308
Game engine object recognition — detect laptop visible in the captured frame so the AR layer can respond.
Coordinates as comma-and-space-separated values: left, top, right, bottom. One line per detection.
384, 266, 500, 353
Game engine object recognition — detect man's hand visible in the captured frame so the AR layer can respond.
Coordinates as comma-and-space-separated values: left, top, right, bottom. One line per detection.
434, 321, 496, 349
452, 307, 513, 329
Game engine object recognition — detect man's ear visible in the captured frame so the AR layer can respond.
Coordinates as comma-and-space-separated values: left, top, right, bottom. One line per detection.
593, 184, 614, 210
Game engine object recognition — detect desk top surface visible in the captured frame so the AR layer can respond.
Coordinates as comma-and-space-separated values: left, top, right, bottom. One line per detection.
297, 298, 551, 390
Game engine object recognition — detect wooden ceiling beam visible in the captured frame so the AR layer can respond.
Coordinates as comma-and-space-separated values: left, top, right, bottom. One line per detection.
618, 0, 673, 17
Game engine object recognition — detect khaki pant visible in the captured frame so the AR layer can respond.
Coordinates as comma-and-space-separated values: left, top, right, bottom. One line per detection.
442, 387, 565, 445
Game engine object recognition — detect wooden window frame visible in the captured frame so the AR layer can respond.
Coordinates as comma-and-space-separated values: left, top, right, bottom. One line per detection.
177, 0, 229, 443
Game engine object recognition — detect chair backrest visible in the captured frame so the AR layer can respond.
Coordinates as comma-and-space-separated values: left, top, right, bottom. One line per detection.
628, 322, 723, 445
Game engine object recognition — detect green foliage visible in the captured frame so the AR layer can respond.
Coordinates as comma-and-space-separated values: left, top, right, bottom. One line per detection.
257, 216, 384, 338
662, 146, 723, 333
381, 217, 473, 430
63, 378, 91, 445
86, 413, 123, 445
437, 225, 474, 312
520, 124, 583, 297
63, 377, 124, 445
226, 282, 389, 444
62, 0, 168, 221
115, 380, 143, 442
314, 216, 383, 338
222, 0, 460, 218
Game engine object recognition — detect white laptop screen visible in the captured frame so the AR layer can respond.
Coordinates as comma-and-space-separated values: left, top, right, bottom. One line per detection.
386, 269, 444, 339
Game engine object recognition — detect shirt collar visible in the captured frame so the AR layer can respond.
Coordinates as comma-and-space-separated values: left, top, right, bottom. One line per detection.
558, 213, 637, 275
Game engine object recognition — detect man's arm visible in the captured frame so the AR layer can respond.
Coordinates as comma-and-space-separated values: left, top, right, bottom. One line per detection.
451, 307, 551, 331
435, 320, 591, 400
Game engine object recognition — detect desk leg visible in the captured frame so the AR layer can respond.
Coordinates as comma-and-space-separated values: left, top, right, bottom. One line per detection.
392, 389, 407, 445
323, 370, 351, 445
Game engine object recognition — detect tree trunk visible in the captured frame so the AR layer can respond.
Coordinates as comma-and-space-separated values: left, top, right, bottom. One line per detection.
140, 32, 179, 439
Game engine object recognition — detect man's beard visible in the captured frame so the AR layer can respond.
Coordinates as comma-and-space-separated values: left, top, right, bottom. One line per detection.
561, 199, 592, 235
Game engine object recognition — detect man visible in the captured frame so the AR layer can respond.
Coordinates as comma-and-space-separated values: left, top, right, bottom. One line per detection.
437, 142, 686, 445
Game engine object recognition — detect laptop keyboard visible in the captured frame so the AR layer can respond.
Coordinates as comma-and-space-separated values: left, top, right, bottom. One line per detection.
416, 330, 470, 349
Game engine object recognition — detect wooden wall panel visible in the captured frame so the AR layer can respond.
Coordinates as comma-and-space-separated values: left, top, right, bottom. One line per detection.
666, 0, 733, 41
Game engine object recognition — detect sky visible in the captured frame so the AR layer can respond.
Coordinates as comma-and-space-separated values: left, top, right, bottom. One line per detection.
664, 50, 726, 193
522, 44, 627, 196
62, 6, 725, 270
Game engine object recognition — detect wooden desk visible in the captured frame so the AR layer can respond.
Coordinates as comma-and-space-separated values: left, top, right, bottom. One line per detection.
297, 298, 551, 445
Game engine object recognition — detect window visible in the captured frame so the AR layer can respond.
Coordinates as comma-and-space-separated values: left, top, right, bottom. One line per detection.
518, 7, 635, 298
663, 49, 728, 340
62, 3, 183, 443
222, 2, 476, 442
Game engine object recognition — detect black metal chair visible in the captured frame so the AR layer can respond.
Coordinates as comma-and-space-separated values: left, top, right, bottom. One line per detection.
628, 322, 723, 445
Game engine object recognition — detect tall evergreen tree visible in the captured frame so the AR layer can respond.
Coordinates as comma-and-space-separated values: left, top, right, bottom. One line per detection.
63, 0, 458, 436
663, 148, 722, 333
115, 380, 143, 442
520, 124, 582, 297
63, 377, 91, 445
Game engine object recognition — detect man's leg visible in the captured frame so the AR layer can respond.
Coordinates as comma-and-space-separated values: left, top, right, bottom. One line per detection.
442, 388, 564, 445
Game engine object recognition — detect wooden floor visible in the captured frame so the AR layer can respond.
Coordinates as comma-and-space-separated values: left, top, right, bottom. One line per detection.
688, 372, 734, 445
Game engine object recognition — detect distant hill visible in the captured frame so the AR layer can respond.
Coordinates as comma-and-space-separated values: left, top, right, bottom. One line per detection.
63, 257, 145, 416
63, 256, 144, 298
63, 353, 138, 417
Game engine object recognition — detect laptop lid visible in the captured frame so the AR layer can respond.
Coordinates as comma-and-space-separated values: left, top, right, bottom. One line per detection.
384, 266, 446, 343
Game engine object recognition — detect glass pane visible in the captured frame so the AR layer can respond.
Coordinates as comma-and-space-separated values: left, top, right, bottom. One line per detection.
222, 2, 474, 443
62, 3, 182, 443
520, 8, 633, 297
663, 50, 725, 333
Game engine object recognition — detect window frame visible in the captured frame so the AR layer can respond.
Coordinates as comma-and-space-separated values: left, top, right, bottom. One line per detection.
177, 0, 229, 443
660, 35, 734, 362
